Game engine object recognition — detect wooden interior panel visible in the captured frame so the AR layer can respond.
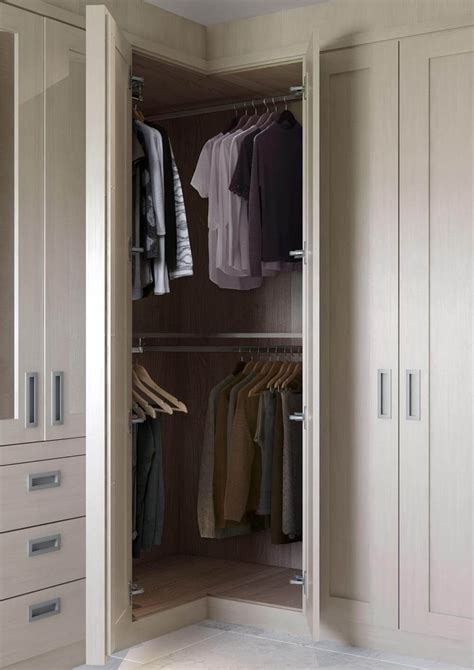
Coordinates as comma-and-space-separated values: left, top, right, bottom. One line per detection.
131, 64, 304, 614
132, 53, 302, 116
133, 109, 302, 336
428, 50, 473, 620
133, 555, 301, 618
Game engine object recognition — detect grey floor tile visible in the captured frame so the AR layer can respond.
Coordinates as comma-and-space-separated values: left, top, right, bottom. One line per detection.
74, 658, 141, 670
143, 631, 417, 669
112, 625, 223, 663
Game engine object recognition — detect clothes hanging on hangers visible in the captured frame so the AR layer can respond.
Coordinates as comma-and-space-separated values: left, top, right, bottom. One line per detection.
191, 132, 261, 290
191, 105, 302, 289
133, 416, 165, 558
197, 357, 303, 544
132, 119, 193, 299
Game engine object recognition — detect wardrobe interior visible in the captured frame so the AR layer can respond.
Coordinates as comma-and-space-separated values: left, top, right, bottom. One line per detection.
130, 53, 305, 621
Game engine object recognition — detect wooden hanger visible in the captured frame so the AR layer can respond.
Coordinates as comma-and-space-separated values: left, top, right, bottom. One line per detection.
132, 389, 156, 419
275, 361, 298, 389
134, 364, 188, 413
267, 361, 290, 390
132, 370, 173, 415
281, 362, 302, 389
133, 103, 145, 122
248, 361, 282, 397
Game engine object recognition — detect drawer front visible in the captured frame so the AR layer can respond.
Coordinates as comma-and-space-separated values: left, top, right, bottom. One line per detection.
0, 517, 85, 599
0, 455, 85, 532
0, 437, 85, 466
0, 579, 85, 668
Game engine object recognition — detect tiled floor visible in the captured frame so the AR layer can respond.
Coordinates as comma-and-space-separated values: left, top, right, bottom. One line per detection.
74, 621, 470, 670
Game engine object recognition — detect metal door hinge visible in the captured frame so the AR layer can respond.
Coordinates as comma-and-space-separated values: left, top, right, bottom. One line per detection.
289, 571, 307, 596
129, 581, 144, 605
131, 72, 144, 101
289, 406, 307, 429
128, 236, 132, 262
289, 75, 307, 100
289, 241, 307, 264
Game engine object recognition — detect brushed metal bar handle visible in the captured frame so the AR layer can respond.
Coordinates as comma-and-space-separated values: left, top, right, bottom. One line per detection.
28, 470, 61, 492
29, 598, 60, 623
52, 371, 64, 425
25, 372, 38, 428
28, 533, 61, 557
406, 369, 421, 420
377, 369, 392, 419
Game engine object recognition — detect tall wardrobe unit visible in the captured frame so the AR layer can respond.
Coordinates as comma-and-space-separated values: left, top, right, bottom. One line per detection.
0, 4, 86, 668
320, 29, 473, 663
85, 5, 472, 667
0, 1, 471, 668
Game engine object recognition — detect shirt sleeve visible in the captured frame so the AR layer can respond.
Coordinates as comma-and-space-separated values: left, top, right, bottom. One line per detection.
191, 138, 213, 198
229, 130, 258, 199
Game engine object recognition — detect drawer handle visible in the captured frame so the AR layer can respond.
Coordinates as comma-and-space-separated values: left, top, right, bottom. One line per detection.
52, 371, 64, 425
25, 372, 38, 428
28, 533, 61, 557
27, 470, 61, 491
29, 598, 61, 623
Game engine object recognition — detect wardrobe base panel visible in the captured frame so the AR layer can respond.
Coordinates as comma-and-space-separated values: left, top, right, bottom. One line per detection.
320, 616, 473, 667
207, 597, 308, 636
132, 555, 302, 619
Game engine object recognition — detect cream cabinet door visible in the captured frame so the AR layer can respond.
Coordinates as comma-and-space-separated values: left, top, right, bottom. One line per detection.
0, 6, 44, 445
44, 19, 86, 440
399, 27, 473, 644
302, 31, 321, 640
320, 41, 399, 629
86, 4, 132, 665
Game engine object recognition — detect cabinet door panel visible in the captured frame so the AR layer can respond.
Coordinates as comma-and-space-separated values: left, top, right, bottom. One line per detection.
320, 41, 399, 629
399, 27, 473, 643
86, 5, 132, 664
302, 31, 320, 639
0, 6, 44, 445
44, 19, 85, 439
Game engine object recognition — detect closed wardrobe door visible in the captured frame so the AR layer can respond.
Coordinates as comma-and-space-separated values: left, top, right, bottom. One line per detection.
399, 27, 473, 644
320, 40, 399, 629
44, 19, 85, 440
0, 6, 44, 445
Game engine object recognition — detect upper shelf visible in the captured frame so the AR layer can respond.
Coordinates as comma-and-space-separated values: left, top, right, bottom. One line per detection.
132, 52, 302, 117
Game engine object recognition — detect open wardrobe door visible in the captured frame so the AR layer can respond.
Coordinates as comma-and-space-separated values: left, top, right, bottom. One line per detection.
302, 32, 320, 639
85, 4, 132, 665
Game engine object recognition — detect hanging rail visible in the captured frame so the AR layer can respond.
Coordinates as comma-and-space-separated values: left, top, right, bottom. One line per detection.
146, 90, 303, 122
132, 344, 303, 355
132, 332, 302, 340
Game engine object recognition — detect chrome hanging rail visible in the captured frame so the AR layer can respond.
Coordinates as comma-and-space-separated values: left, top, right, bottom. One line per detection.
132, 332, 302, 340
146, 89, 303, 122
132, 345, 302, 354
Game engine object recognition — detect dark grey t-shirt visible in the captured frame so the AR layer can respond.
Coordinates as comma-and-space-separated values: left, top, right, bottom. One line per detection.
248, 120, 303, 273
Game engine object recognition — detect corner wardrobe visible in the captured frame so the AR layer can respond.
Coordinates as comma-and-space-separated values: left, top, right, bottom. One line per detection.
85, 5, 472, 668
86, 5, 319, 664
